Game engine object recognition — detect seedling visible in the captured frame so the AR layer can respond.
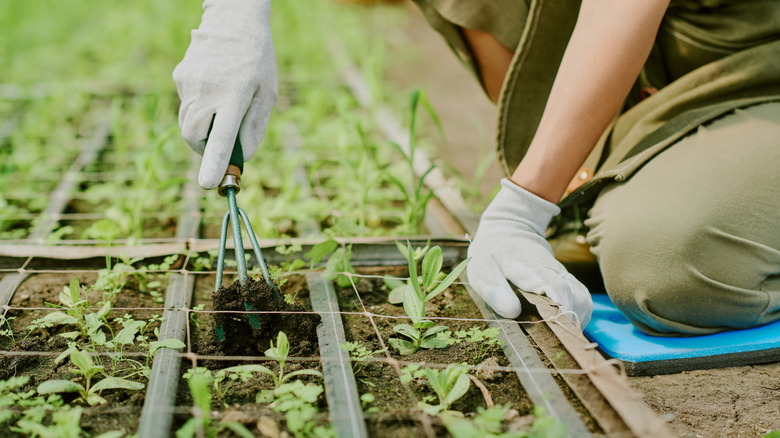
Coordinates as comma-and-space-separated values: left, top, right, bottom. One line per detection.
323, 243, 356, 288
386, 90, 444, 234
270, 380, 333, 438
185, 332, 322, 402
176, 371, 254, 438
442, 404, 568, 438
339, 341, 386, 376
37, 349, 144, 406
417, 363, 471, 416
28, 277, 113, 348
454, 327, 503, 365
388, 243, 470, 355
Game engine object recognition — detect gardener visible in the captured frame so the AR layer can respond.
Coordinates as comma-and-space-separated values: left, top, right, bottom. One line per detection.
173, 0, 780, 336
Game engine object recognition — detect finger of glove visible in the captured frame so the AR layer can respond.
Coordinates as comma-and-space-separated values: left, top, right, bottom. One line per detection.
466, 255, 522, 319
180, 104, 215, 156
505, 263, 592, 328
198, 108, 244, 189
239, 85, 278, 160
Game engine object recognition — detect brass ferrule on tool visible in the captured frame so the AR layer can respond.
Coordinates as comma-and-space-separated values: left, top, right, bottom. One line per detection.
218, 164, 242, 197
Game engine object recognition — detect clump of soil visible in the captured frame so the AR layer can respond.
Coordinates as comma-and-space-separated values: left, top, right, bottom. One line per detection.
212, 278, 320, 357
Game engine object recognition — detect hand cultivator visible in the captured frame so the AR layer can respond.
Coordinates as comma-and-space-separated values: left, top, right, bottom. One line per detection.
213, 140, 281, 335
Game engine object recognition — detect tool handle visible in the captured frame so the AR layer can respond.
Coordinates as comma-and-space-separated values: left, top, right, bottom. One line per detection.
227, 137, 244, 177
218, 138, 244, 196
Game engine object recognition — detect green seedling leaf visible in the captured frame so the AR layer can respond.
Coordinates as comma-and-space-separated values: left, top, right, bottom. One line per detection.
59, 331, 80, 340
40, 311, 78, 325
266, 331, 290, 366
284, 369, 323, 382
393, 324, 419, 341
37, 380, 84, 395
420, 332, 454, 349
222, 422, 256, 438
86, 393, 107, 406
94, 431, 126, 438
413, 320, 435, 330
426, 257, 471, 302
114, 320, 145, 345
443, 374, 470, 407
388, 338, 418, 356
388, 283, 408, 305
149, 338, 186, 355
69, 350, 98, 376
407, 242, 422, 302
421, 246, 443, 291
90, 377, 144, 393
304, 239, 339, 266
423, 325, 449, 338
402, 284, 424, 324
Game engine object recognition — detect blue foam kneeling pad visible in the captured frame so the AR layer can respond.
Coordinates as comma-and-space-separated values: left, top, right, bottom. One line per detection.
583, 293, 780, 376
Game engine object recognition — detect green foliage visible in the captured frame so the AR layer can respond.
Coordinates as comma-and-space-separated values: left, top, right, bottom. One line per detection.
176, 371, 254, 438
388, 243, 470, 355
417, 364, 471, 416
271, 380, 334, 438
454, 327, 503, 365
339, 341, 386, 376
442, 404, 567, 438
323, 244, 356, 288
28, 277, 114, 348
37, 349, 144, 406
386, 90, 443, 234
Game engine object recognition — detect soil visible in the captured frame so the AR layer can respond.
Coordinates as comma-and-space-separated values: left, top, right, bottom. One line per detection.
172, 273, 328, 437
211, 277, 320, 358
336, 266, 549, 437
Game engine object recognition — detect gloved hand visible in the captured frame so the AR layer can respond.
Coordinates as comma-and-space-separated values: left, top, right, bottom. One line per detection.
467, 179, 593, 328
173, 0, 278, 189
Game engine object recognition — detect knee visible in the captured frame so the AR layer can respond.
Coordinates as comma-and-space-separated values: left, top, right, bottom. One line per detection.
596, 210, 769, 335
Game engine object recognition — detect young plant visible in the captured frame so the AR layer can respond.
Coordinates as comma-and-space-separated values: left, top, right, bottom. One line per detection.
339, 341, 386, 377
36, 349, 144, 406
417, 363, 471, 416
28, 277, 113, 348
270, 380, 334, 438
386, 89, 443, 234
323, 243, 356, 288
442, 405, 568, 438
454, 327, 503, 365
176, 371, 254, 438
388, 243, 470, 355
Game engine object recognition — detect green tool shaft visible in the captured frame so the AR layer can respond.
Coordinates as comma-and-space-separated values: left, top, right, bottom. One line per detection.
226, 187, 249, 286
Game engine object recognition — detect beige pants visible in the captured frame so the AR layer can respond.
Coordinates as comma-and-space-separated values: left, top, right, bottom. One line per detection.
586, 102, 780, 335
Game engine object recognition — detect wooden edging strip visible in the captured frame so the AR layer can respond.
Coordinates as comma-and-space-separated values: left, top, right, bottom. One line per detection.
521, 292, 675, 438
307, 271, 369, 438
0, 115, 111, 312
137, 154, 201, 438
461, 274, 591, 438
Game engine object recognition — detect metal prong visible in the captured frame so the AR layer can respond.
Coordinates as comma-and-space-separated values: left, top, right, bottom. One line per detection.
238, 207, 281, 302
226, 187, 248, 286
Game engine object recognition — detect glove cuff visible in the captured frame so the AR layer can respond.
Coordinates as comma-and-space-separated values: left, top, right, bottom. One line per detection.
484, 178, 561, 234
200, 0, 272, 38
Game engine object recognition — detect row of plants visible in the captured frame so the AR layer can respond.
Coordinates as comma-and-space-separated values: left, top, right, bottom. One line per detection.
178, 241, 572, 437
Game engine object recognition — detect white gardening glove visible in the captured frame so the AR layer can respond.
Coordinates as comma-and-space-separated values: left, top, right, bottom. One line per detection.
467, 179, 593, 328
173, 0, 278, 189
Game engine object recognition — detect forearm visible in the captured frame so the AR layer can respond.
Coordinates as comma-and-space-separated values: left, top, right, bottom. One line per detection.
511, 0, 669, 203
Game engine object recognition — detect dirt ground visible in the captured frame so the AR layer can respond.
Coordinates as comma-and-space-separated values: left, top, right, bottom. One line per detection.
380, 3, 780, 437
